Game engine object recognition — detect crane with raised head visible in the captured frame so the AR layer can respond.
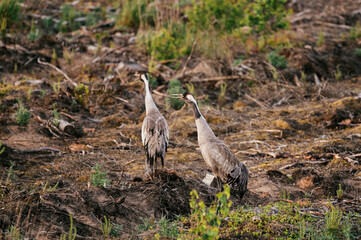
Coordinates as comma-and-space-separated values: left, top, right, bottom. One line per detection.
138, 73, 169, 179
174, 92, 248, 199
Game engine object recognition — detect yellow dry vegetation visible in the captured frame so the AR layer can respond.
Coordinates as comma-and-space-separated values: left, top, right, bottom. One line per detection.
272, 119, 291, 129
233, 101, 248, 111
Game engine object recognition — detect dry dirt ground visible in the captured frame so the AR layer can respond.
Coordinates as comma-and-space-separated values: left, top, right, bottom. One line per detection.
1, 0, 361, 239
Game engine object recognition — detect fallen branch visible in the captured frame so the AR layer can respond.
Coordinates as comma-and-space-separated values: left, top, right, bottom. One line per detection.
37, 58, 78, 87
152, 90, 169, 97
245, 94, 267, 108
191, 75, 257, 82
179, 34, 203, 77
14, 147, 61, 154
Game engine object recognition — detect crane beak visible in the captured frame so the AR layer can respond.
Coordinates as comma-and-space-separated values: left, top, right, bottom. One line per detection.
171, 94, 183, 99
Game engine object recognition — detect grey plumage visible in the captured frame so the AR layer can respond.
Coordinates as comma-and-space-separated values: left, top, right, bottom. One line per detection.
180, 92, 248, 199
140, 73, 169, 178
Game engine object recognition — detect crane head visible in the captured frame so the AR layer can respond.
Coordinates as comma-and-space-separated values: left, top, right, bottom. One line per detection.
172, 92, 197, 105
135, 72, 149, 83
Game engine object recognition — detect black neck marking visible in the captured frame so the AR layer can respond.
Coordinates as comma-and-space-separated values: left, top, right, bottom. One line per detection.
190, 102, 201, 119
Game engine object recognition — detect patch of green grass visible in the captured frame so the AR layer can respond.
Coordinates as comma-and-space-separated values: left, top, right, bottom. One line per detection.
349, 23, 361, 40
15, 99, 31, 126
60, 214, 77, 240
5, 225, 22, 240
266, 50, 287, 69
0, 0, 20, 37
166, 79, 184, 110
91, 164, 110, 187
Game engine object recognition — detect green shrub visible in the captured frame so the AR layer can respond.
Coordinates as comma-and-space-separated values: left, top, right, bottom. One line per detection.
355, 48, 361, 57
27, 20, 41, 42
245, 0, 290, 34
91, 164, 110, 187
187, 0, 245, 33
158, 217, 179, 238
117, 0, 155, 29
15, 99, 30, 126
266, 50, 287, 69
57, 4, 80, 33
166, 79, 184, 110
0, 0, 20, 37
185, 185, 232, 239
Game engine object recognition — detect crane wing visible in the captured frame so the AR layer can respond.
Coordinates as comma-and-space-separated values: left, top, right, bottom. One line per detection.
201, 140, 239, 179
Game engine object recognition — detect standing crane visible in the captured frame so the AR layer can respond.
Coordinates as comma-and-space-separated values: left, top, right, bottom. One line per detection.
174, 92, 248, 199
139, 73, 169, 179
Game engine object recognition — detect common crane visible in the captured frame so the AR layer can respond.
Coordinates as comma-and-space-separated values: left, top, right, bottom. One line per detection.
139, 73, 169, 179
174, 92, 248, 199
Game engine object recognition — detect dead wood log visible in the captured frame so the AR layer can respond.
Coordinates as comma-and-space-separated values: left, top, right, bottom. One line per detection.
58, 120, 77, 136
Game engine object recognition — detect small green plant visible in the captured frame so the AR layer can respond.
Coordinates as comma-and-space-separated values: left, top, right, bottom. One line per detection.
51, 48, 57, 65
271, 67, 279, 81
325, 205, 343, 235
158, 217, 179, 238
0, 0, 20, 37
334, 67, 342, 81
355, 48, 361, 57
186, 185, 232, 239
5, 225, 22, 240
27, 20, 42, 42
15, 99, 31, 126
91, 164, 110, 187
52, 77, 61, 94
27, 86, 32, 101
110, 224, 122, 237
6, 160, 15, 181
52, 109, 60, 127
317, 31, 324, 46
57, 4, 80, 33
218, 82, 227, 107
63, 48, 75, 65
148, 74, 158, 88
0, 140, 5, 155
42, 181, 59, 193
137, 217, 154, 233
60, 213, 77, 240
185, 83, 195, 96
266, 50, 287, 69
101, 216, 113, 237
301, 71, 307, 82
166, 79, 184, 110
74, 83, 89, 107
349, 23, 361, 40
281, 188, 290, 199
336, 184, 343, 200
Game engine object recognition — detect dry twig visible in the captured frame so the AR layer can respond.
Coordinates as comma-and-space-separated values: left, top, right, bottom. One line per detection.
37, 58, 78, 87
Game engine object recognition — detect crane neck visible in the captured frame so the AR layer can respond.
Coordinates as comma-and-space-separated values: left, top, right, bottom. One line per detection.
144, 80, 158, 114
190, 101, 202, 119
